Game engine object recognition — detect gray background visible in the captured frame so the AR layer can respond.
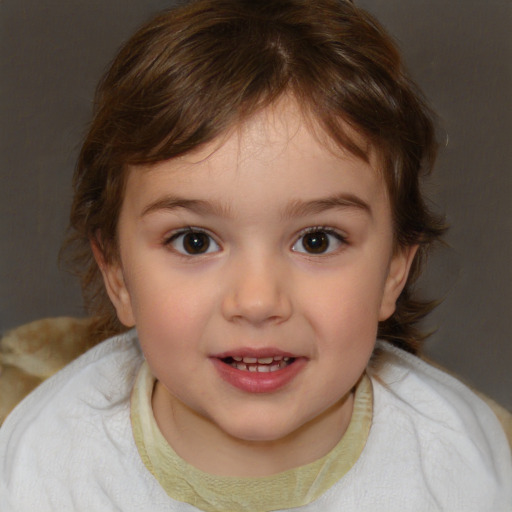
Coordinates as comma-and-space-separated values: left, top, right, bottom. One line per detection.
1, 1, 511, 409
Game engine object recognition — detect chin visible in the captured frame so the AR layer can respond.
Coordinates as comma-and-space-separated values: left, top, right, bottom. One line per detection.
219, 415, 303, 445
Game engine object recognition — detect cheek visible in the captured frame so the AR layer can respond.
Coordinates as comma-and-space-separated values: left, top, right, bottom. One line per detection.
128, 271, 218, 352
303, 267, 387, 334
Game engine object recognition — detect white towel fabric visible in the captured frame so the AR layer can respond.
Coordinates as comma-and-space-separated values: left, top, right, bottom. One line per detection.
0, 331, 510, 511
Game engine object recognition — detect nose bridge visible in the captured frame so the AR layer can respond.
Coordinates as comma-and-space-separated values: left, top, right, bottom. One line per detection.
222, 248, 292, 325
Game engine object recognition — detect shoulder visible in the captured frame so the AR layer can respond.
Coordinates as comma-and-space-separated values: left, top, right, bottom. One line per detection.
369, 342, 510, 444
364, 341, 512, 509
1, 329, 142, 430
0, 330, 152, 510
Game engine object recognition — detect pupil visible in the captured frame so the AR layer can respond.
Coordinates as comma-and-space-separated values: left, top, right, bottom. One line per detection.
303, 232, 328, 253
184, 232, 209, 254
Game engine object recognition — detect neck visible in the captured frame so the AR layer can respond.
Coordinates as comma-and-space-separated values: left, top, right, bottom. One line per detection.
152, 381, 354, 477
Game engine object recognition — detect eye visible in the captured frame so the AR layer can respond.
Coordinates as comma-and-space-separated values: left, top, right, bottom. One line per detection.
292, 228, 346, 255
167, 229, 220, 255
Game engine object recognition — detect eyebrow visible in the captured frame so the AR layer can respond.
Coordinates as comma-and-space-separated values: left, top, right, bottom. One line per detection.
141, 193, 371, 219
282, 194, 372, 219
141, 197, 232, 218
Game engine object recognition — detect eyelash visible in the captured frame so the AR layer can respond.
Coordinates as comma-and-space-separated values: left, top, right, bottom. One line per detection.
164, 227, 221, 256
163, 226, 348, 257
291, 226, 348, 255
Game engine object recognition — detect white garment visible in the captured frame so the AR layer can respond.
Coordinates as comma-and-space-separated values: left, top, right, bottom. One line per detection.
0, 331, 510, 511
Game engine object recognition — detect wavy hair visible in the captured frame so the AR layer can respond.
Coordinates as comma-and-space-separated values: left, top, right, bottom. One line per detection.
65, 0, 446, 352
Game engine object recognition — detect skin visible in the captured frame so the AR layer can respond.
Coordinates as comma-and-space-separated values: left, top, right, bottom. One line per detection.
97, 100, 417, 477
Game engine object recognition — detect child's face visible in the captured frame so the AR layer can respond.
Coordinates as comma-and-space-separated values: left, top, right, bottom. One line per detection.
100, 100, 415, 463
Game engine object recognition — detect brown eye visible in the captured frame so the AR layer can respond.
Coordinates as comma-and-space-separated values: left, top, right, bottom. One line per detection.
169, 230, 220, 255
183, 232, 210, 253
292, 229, 346, 255
302, 231, 329, 253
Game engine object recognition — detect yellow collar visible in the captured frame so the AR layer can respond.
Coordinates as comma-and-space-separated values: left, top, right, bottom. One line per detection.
131, 362, 372, 512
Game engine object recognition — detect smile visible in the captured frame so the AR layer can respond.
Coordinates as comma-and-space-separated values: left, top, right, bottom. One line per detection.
222, 355, 294, 373
212, 352, 305, 393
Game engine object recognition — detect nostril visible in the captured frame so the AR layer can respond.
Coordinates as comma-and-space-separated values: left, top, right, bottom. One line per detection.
221, 267, 293, 325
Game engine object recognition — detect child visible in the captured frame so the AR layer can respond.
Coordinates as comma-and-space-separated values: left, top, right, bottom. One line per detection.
0, 0, 510, 509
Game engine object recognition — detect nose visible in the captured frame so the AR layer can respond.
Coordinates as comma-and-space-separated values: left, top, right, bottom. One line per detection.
222, 255, 293, 326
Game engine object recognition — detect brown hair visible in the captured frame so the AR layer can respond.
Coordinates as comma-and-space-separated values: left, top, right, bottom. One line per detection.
66, 0, 446, 352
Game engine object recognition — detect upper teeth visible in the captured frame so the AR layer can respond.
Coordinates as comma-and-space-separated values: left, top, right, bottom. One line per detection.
232, 356, 289, 364
227, 355, 293, 372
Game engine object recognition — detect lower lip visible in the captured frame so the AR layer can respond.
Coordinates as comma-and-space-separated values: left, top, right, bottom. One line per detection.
211, 358, 307, 393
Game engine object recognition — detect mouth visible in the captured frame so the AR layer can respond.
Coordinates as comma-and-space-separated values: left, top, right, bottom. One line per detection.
212, 350, 304, 393
221, 355, 295, 373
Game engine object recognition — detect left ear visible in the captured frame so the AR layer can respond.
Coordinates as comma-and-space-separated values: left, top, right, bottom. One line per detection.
379, 245, 419, 321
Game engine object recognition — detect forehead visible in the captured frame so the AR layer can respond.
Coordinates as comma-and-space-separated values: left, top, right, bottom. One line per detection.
123, 99, 388, 215
176, 98, 375, 169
